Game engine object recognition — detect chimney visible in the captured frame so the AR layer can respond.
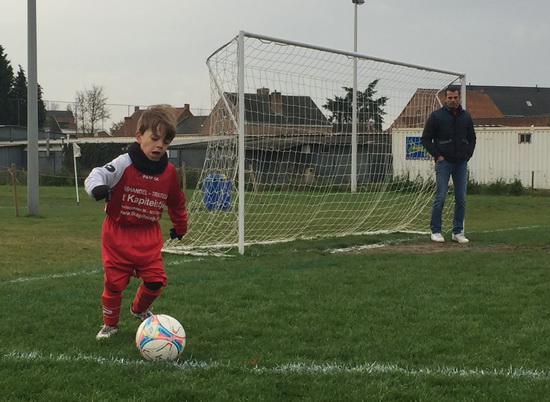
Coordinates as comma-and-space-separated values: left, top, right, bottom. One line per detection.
257, 87, 270, 96
184, 103, 190, 109
270, 91, 282, 114
134, 106, 140, 112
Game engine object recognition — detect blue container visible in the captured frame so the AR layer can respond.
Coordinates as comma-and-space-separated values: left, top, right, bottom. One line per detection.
202, 173, 231, 210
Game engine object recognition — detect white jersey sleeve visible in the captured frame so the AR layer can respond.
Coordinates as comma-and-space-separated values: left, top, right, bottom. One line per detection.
84, 154, 132, 198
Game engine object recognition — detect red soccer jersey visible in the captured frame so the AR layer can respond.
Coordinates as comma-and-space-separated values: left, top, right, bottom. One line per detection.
85, 153, 187, 233
85, 152, 187, 278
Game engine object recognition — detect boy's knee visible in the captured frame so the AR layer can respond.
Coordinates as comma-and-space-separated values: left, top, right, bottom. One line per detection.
103, 285, 123, 295
103, 282, 126, 294
144, 281, 163, 291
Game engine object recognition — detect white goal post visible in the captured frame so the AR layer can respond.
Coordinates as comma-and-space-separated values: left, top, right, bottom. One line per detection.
164, 31, 465, 255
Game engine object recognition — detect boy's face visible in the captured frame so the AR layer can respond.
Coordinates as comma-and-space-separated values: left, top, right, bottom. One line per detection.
135, 127, 171, 161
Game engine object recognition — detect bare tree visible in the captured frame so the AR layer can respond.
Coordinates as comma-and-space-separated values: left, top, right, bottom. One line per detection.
73, 91, 87, 133
74, 85, 111, 135
109, 119, 124, 136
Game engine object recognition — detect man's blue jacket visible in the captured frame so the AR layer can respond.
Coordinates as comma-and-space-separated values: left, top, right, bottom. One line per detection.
421, 105, 476, 163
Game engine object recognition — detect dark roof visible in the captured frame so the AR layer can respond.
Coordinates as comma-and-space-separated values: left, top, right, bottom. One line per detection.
46, 110, 74, 118
44, 116, 63, 132
467, 85, 550, 117
177, 115, 208, 135
225, 93, 330, 126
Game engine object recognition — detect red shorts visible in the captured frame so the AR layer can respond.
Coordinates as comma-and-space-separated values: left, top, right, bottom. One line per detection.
101, 217, 167, 292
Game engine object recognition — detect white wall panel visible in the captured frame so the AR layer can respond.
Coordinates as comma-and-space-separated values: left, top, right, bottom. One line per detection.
392, 128, 550, 189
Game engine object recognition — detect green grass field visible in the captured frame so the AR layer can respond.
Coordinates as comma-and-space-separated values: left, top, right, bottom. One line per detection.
1, 185, 550, 401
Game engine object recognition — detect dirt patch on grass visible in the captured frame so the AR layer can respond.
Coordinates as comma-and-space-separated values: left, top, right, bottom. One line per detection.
343, 241, 525, 254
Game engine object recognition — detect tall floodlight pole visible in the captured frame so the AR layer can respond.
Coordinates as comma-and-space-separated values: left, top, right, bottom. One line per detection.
351, 0, 364, 194
27, 0, 39, 215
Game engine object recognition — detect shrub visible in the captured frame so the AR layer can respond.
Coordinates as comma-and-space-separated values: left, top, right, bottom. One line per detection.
468, 178, 525, 196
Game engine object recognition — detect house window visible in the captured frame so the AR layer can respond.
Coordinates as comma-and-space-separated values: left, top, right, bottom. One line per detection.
518, 133, 532, 144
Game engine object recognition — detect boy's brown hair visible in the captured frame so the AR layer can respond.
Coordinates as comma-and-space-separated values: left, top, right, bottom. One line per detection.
137, 104, 177, 142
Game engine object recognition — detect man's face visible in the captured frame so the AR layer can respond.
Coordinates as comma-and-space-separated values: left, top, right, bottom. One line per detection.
135, 127, 170, 161
445, 90, 461, 109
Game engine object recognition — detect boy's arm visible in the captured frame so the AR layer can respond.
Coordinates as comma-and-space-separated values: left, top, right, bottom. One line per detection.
166, 169, 188, 237
84, 154, 129, 200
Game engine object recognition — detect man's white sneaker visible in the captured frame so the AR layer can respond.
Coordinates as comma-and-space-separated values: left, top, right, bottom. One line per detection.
96, 325, 118, 340
452, 233, 469, 244
430, 232, 445, 243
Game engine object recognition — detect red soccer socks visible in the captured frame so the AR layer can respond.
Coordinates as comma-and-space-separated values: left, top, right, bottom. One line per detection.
101, 288, 122, 327
131, 282, 162, 315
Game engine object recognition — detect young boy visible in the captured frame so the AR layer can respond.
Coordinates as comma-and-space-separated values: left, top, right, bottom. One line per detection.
85, 104, 187, 340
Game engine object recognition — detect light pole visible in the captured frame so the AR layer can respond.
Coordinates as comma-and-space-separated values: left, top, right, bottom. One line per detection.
352, 0, 364, 53
27, 0, 39, 215
351, 0, 364, 193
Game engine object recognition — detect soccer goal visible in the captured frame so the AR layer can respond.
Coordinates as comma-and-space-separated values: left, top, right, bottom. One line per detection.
163, 31, 465, 255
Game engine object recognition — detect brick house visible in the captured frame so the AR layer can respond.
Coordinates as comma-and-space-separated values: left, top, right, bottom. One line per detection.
391, 85, 550, 129
113, 104, 197, 137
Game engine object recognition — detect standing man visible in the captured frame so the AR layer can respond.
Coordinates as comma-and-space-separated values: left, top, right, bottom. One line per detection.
421, 86, 476, 243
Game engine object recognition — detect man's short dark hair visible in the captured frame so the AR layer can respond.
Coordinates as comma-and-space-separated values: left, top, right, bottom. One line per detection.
445, 86, 461, 95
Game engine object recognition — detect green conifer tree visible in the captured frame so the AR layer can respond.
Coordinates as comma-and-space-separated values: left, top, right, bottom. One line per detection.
8, 65, 47, 127
0, 45, 15, 125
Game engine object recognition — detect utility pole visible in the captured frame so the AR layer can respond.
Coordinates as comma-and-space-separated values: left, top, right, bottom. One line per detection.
27, 0, 39, 215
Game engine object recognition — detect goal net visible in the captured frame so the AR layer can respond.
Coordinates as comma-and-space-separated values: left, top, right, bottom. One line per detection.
164, 32, 463, 255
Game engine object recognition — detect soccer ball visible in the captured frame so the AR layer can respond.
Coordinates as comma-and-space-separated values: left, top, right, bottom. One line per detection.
135, 314, 186, 361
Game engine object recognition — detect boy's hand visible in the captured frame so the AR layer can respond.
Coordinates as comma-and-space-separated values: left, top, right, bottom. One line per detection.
91, 185, 111, 201
170, 227, 184, 240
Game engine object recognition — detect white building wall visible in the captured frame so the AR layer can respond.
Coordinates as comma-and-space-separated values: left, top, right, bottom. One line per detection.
392, 127, 550, 189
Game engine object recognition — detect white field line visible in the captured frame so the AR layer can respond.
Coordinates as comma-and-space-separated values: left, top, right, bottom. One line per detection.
4, 258, 203, 285
328, 244, 387, 253
165, 258, 205, 265
6, 269, 102, 284
3, 350, 549, 380
474, 225, 541, 233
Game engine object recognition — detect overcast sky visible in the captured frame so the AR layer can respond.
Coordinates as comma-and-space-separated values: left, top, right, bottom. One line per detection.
2, 0, 549, 128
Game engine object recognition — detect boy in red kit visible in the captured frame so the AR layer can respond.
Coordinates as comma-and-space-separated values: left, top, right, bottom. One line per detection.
85, 104, 187, 340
